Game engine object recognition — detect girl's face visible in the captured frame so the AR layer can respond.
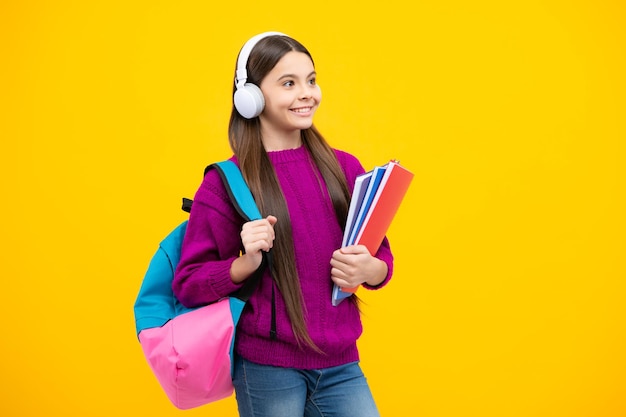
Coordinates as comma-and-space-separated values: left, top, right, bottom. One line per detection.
259, 51, 321, 143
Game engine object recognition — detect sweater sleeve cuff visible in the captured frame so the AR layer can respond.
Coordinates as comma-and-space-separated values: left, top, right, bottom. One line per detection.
207, 256, 244, 296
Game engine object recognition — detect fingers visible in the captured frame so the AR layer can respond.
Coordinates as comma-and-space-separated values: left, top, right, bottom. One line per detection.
241, 216, 277, 254
338, 244, 369, 255
331, 244, 368, 266
330, 267, 359, 289
330, 253, 357, 288
330, 245, 373, 288
330, 263, 358, 286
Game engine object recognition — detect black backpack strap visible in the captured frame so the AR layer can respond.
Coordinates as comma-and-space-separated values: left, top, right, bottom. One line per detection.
181, 198, 193, 213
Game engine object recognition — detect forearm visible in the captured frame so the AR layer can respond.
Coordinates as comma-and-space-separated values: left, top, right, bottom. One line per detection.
173, 257, 241, 307
230, 253, 263, 284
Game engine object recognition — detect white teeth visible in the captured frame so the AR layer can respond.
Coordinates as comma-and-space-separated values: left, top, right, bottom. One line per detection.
291, 107, 311, 113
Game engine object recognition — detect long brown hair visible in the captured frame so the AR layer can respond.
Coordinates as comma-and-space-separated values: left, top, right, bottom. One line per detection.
228, 35, 351, 350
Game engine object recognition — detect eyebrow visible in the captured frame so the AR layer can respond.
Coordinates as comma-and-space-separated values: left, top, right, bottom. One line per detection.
277, 71, 317, 81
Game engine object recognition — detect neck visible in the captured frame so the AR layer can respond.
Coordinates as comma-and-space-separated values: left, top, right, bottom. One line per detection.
261, 129, 303, 151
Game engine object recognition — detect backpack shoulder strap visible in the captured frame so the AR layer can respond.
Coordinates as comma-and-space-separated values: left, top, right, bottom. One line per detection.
206, 160, 268, 303
207, 160, 262, 222
183, 160, 261, 222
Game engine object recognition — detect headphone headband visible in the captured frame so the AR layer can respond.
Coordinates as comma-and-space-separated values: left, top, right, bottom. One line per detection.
235, 31, 287, 88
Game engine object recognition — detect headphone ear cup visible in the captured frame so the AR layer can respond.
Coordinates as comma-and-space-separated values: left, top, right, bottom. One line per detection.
234, 83, 265, 119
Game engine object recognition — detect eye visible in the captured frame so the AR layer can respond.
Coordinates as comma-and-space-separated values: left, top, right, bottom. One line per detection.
308, 78, 317, 86
282, 80, 294, 87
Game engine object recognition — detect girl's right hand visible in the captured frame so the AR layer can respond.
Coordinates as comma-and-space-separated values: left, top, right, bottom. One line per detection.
241, 215, 277, 256
231, 215, 277, 283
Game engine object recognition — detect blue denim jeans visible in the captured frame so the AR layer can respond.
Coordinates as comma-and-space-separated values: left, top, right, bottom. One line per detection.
233, 356, 381, 417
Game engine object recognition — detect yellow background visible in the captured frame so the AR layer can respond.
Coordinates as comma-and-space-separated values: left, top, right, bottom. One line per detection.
2, 0, 625, 416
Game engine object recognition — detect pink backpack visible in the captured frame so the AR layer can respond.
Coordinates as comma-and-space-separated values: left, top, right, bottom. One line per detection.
133, 160, 265, 409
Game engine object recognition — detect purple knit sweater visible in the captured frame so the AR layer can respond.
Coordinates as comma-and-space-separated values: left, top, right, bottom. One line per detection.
172, 146, 394, 369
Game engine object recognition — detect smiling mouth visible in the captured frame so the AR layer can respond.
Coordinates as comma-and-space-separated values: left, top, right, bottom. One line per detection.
290, 107, 313, 114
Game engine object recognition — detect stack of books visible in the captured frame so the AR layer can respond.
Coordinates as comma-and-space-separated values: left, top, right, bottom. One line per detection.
332, 160, 414, 306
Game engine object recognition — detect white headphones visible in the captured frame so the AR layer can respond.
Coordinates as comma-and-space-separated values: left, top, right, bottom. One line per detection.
234, 31, 288, 119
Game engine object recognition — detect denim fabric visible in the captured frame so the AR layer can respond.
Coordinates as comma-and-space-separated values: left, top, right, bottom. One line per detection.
233, 356, 380, 417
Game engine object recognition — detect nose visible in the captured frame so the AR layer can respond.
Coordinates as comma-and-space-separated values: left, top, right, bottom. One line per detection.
299, 83, 313, 100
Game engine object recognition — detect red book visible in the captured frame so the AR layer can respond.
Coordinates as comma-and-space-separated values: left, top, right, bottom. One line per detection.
355, 161, 414, 254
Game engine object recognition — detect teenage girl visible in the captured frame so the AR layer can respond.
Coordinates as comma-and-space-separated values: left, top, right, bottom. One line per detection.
173, 32, 394, 417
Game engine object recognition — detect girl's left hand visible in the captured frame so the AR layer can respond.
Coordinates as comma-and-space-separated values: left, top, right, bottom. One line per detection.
330, 245, 388, 289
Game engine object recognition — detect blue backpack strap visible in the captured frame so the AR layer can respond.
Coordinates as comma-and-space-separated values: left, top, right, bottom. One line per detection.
206, 160, 269, 304
208, 160, 262, 222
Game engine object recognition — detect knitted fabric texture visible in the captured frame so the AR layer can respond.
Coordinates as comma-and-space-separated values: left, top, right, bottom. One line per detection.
173, 146, 393, 369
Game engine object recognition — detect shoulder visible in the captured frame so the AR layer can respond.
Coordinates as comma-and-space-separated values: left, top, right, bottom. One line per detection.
192, 157, 241, 217
332, 148, 362, 169
332, 149, 366, 188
